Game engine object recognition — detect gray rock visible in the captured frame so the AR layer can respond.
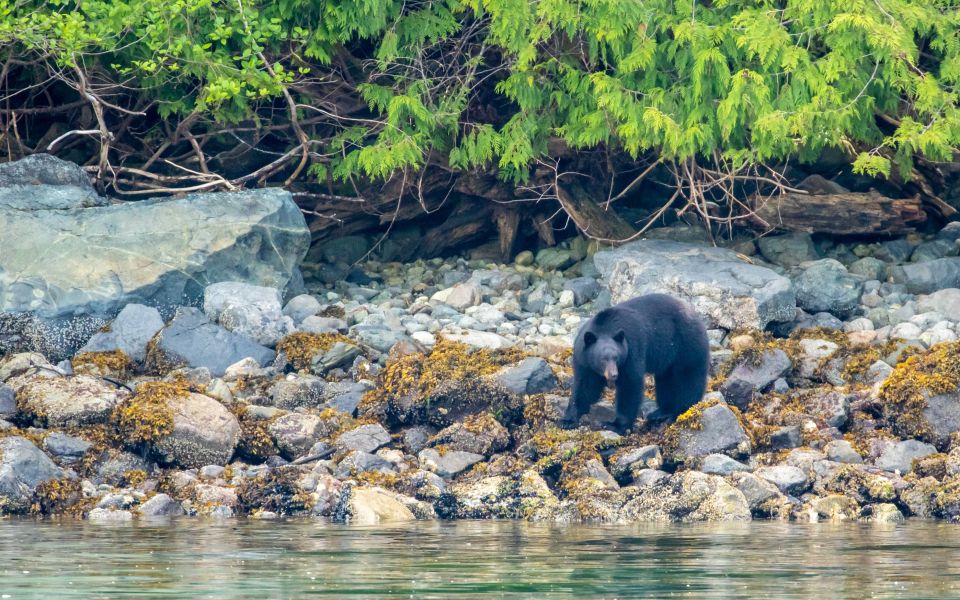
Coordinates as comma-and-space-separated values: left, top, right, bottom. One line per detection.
754, 465, 810, 495
877, 239, 916, 263
593, 240, 795, 330
149, 308, 275, 376
562, 278, 600, 306
77, 304, 164, 363
402, 427, 435, 454
0, 153, 99, 190
17, 375, 120, 426
875, 439, 937, 474
496, 357, 557, 395
429, 418, 510, 456
335, 424, 391, 454
731, 472, 782, 512
268, 413, 334, 460
153, 393, 240, 468
300, 316, 348, 334
610, 445, 662, 479
674, 403, 752, 459
317, 235, 370, 265
43, 432, 92, 461
282, 294, 322, 324
700, 454, 751, 475
720, 349, 792, 408
138, 493, 185, 517
535, 248, 574, 271
322, 381, 372, 415
312, 342, 362, 374
0, 436, 66, 513
333, 485, 415, 524
938, 223, 960, 243
757, 233, 819, 268
770, 426, 802, 450
0, 383, 15, 417
352, 327, 410, 353
631, 469, 671, 488
890, 258, 960, 294
203, 282, 293, 346
418, 448, 484, 479
269, 375, 326, 409
0, 181, 308, 360
90, 450, 154, 487
437, 282, 482, 310
825, 440, 863, 464
619, 470, 750, 522
848, 257, 887, 281
442, 329, 514, 350
794, 259, 863, 318
334, 451, 397, 478
911, 239, 957, 263
917, 289, 960, 316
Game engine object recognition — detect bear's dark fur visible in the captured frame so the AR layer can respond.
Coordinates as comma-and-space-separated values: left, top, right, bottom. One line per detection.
567, 293, 709, 431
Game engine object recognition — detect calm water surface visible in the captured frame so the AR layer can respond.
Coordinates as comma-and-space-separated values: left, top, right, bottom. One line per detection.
0, 519, 957, 598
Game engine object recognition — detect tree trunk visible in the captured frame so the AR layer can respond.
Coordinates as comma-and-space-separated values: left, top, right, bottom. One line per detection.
555, 180, 637, 241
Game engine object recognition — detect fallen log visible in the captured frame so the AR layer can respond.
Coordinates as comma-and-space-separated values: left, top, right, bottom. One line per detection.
749, 190, 926, 235
556, 181, 637, 241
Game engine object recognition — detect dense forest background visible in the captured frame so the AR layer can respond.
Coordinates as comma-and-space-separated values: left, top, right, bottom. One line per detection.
2, 0, 959, 254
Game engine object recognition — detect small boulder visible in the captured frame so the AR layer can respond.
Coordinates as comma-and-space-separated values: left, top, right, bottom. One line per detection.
268, 413, 335, 460
418, 448, 484, 479
720, 349, 791, 408
754, 465, 810, 495
0, 436, 66, 513
333, 485, 416, 524
700, 454, 751, 476
496, 357, 558, 395
875, 439, 937, 474
335, 424, 391, 455
78, 304, 164, 362
794, 259, 863, 318
17, 375, 121, 427
138, 493, 185, 518
204, 282, 294, 347
153, 393, 241, 468
148, 308, 275, 377
670, 402, 752, 460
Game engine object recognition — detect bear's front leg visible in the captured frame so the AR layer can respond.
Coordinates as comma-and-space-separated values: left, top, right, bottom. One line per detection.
613, 372, 644, 433
566, 364, 605, 427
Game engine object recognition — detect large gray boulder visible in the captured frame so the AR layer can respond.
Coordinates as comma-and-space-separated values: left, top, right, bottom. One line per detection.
0, 436, 66, 513
148, 308, 274, 376
0, 155, 309, 358
593, 240, 795, 329
793, 259, 863, 318
890, 258, 960, 294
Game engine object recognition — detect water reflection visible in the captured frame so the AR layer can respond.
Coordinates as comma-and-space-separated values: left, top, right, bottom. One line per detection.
0, 519, 958, 598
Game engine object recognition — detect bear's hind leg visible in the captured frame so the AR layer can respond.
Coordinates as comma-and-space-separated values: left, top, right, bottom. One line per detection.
655, 362, 707, 419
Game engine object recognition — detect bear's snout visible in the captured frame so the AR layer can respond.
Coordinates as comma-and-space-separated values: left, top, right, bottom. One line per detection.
603, 363, 618, 385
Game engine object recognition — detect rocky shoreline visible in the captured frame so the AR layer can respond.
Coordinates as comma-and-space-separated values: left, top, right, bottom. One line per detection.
5, 218, 960, 525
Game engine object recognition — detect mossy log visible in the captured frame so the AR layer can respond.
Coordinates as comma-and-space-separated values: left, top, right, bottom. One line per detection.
749, 190, 926, 235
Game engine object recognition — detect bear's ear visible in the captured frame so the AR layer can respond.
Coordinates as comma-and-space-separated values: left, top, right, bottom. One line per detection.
584, 331, 597, 346
613, 330, 626, 345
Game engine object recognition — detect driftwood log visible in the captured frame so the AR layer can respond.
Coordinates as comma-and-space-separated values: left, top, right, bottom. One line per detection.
750, 190, 927, 235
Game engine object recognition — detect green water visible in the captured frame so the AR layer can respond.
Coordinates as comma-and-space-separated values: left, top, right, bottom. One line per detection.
0, 519, 958, 599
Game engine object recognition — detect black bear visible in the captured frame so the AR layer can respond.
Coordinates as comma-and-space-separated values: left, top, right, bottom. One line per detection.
566, 293, 709, 431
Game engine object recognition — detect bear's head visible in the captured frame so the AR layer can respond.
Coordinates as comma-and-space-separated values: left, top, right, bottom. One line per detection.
583, 329, 627, 387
